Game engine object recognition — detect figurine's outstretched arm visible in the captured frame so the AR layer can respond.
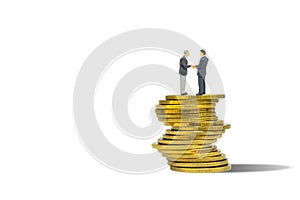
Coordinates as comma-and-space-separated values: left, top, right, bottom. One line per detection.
196, 57, 208, 70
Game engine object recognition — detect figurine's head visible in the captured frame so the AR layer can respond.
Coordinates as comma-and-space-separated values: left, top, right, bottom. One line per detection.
184, 50, 190, 57
200, 49, 206, 57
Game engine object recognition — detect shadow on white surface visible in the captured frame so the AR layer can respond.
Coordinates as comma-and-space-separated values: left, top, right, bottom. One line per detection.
228, 164, 290, 173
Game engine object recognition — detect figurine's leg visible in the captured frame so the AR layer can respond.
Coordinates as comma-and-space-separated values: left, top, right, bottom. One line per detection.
203, 78, 206, 94
197, 75, 201, 94
197, 75, 204, 95
180, 75, 187, 95
180, 75, 183, 94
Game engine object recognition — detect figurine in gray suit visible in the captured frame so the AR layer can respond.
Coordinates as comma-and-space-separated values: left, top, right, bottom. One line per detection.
179, 50, 191, 95
193, 49, 209, 95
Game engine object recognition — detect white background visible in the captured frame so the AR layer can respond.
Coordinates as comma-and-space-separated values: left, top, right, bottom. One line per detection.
1, 0, 300, 199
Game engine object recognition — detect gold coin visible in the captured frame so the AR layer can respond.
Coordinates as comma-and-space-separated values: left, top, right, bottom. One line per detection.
158, 149, 210, 155
162, 149, 220, 155
170, 159, 228, 167
156, 104, 216, 109
188, 148, 221, 154
155, 109, 215, 114
156, 110, 216, 115
152, 143, 213, 150
164, 123, 223, 127
156, 108, 216, 113
158, 138, 217, 145
168, 154, 226, 162
164, 149, 221, 156
158, 146, 217, 154
160, 150, 217, 158
158, 117, 218, 121
170, 164, 231, 173
165, 123, 217, 127
158, 116, 218, 122
166, 94, 225, 100
165, 129, 225, 136
171, 126, 224, 131
156, 113, 216, 118
224, 124, 231, 129
163, 134, 221, 140
164, 150, 222, 159
159, 99, 219, 105
159, 119, 218, 123
164, 120, 224, 127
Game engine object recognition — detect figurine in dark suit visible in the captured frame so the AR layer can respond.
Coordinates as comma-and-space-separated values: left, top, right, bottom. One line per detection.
179, 50, 191, 95
193, 49, 209, 95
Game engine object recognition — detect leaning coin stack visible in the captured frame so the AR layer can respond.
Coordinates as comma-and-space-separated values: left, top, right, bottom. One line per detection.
152, 94, 231, 173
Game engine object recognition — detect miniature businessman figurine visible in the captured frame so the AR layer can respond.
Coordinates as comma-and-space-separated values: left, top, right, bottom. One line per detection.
193, 49, 209, 95
179, 50, 191, 95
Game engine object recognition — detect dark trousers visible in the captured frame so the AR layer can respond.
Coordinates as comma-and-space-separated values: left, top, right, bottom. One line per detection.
198, 75, 206, 95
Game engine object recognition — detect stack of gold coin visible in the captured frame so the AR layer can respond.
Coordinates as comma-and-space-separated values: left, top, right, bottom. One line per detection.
152, 94, 231, 173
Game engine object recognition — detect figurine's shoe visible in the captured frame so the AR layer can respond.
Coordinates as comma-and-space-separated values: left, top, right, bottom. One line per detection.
181, 92, 188, 95
196, 93, 203, 96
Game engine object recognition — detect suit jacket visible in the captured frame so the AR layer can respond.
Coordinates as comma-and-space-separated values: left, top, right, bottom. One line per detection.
179, 56, 191, 76
196, 56, 209, 78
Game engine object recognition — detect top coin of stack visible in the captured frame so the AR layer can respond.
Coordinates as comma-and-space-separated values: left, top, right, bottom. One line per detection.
152, 94, 231, 173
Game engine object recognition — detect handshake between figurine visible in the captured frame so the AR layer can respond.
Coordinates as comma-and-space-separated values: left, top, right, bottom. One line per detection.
179, 49, 208, 96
